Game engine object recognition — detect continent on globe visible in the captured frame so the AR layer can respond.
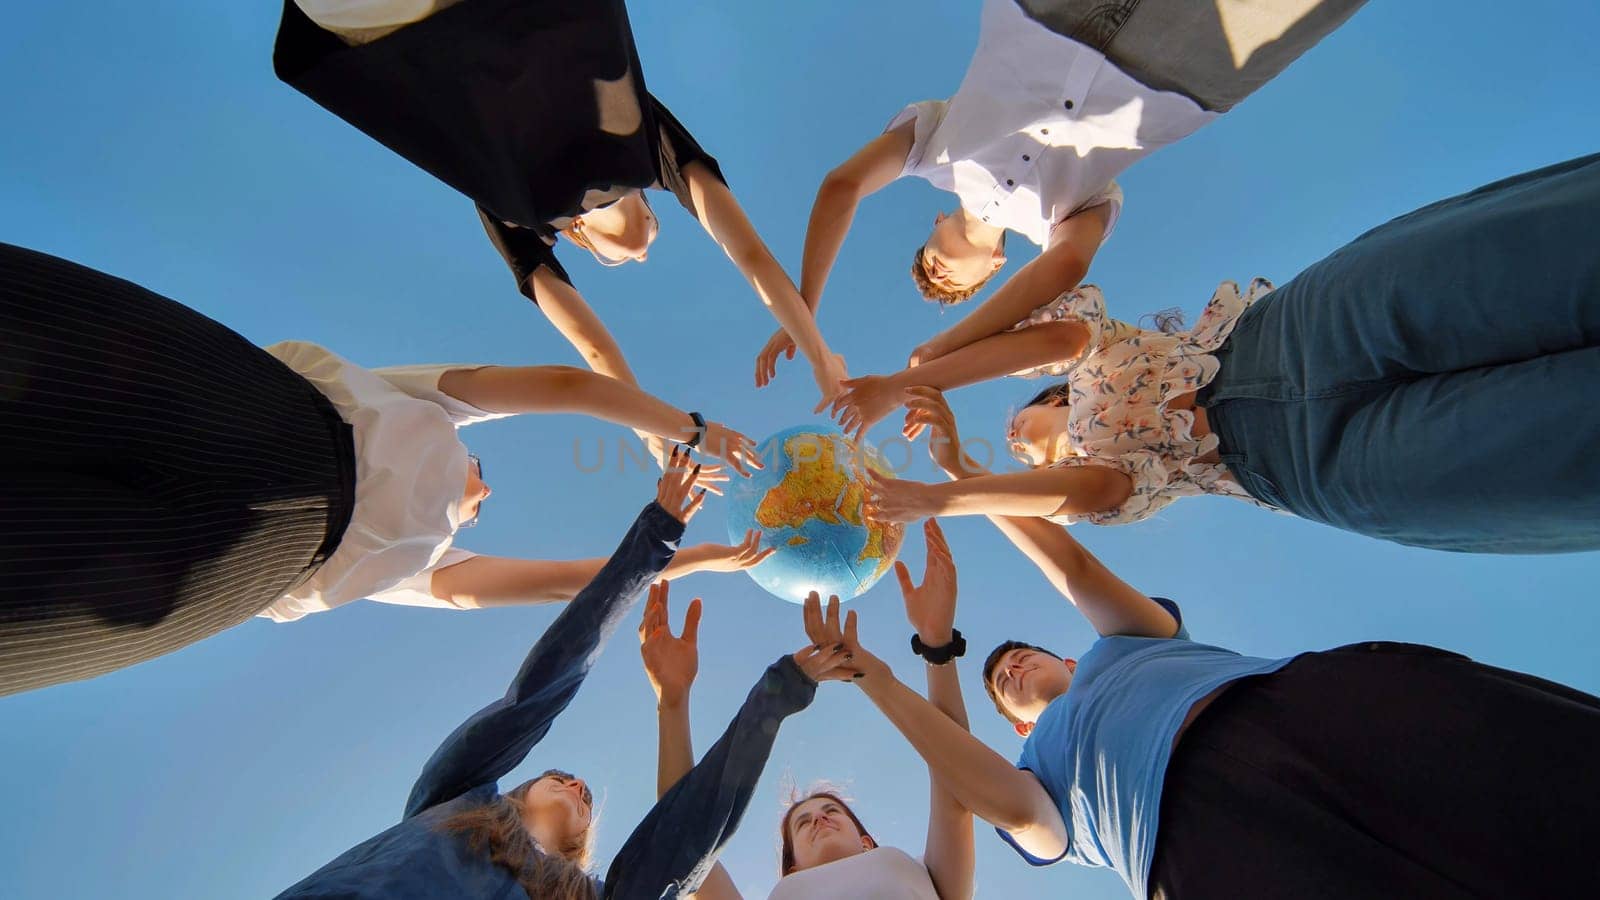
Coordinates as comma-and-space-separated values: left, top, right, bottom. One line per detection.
725, 427, 905, 604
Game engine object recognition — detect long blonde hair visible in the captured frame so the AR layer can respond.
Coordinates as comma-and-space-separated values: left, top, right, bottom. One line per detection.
440, 774, 598, 900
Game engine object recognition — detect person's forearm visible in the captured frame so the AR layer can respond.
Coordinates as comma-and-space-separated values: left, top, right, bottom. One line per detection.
924, 469, 1117, 519
889, 324, 1087, 395
922, 659, 976, 900
737, 250, 834, 365
444, 366, 699, 444
404, 503, 684, 818
655, 699, 695, 799
603, 657, 815, 899
927, 236, 1092, 356
857, 671, 1047, 831
798, 176, 863, 312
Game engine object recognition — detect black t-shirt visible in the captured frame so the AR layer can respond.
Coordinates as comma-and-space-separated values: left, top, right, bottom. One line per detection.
478, 98, 725, 298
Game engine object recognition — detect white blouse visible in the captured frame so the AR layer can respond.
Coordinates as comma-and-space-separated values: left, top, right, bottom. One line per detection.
1011, 280, 1282, 526
886, 0, 1216, 248
258, 341, 507, 622
766, 847, 939, 900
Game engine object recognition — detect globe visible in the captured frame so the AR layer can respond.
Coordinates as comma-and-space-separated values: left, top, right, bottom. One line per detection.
726, 426, 906, 604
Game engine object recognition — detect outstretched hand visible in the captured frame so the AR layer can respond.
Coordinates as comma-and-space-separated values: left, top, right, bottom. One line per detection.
680, 529, 776, 574
902, 386, 971, 475
810, 352, 852, 416
800, 592, 889, 683
828, 374, 901, 441
641, 432, 733, 495
639, 581, 701, 708
698, 420, 765, 478
656, 445, 708, 524
755, 327, 797, 388
896, 519, 958, 644
862, 469, 941, 525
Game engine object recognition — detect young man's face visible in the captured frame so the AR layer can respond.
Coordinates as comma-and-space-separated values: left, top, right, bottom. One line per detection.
992, 647, 1077, 735
920, 212, 1004, 293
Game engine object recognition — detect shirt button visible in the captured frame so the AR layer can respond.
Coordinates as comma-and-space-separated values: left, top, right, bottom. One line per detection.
1064, 99, 1075, 110
1022, 154, 1031, 161
1005, 179, 1015, 187
1040, 128, 1049, 135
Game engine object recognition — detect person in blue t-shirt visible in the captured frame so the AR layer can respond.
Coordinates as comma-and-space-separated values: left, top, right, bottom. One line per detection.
276, 464, 855, 900
825, 389, 1600, 899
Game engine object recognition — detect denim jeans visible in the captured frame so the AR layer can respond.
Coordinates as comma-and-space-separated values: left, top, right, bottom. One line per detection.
1199, 154, 1600, 553
1015, 0, 1368, 111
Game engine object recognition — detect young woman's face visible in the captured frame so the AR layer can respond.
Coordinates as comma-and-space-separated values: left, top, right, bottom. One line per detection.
521, 771, 593, 853
1008, 404, 1073, 466
786, 796, 872, 872
580, 192, 658, 264
457, 454, 491, 527
920, 212, 1003, 293
992, 648, 1077, 727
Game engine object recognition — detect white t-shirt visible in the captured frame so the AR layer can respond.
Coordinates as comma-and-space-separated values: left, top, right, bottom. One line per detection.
258, 341, 508, 622
766, 847, 939, 900
888, 0, 1217, 248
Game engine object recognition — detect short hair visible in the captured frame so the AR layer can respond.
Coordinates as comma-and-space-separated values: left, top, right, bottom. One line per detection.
909, 230, 1006, 305
981, 640, 1060, 725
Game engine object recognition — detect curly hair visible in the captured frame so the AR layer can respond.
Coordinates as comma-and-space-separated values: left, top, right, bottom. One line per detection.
910, 230, 1007, 305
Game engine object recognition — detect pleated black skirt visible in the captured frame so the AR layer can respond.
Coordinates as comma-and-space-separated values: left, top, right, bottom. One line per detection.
1149, 642, 1600, 899
0, 243, 355, 696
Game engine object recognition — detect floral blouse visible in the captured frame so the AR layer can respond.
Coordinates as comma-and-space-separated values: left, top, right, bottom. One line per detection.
1010, 279, 1280, 526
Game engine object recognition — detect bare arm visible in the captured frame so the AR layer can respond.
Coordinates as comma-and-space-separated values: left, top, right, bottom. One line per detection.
909, 389, 1176, 639
921, 660, 976, 900
800, 124, 916, 310
427, 541, 768, 610
940, 467, 1175, 638
916, 205, 1108, 362
437, 365, 692, 442
895, 521, 975, 900
867, 467, 1131, 523
683, 162, 844, 403
527, 267, 640, 385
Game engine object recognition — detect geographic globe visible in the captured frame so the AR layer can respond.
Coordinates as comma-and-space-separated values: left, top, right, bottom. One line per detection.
726, 426, 906, 604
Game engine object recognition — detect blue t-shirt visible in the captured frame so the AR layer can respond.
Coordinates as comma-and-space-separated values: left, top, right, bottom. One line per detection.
997, 599, 1295, 899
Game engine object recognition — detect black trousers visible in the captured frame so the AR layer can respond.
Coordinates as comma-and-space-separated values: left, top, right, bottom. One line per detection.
0, 243, 355, 696
1149, 642, 1600, 899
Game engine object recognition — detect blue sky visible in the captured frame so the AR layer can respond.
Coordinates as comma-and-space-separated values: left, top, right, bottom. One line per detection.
3, 2, 1598, 898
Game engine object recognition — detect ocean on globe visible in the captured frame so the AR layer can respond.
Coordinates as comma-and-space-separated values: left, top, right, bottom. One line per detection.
726, 426, 906, 604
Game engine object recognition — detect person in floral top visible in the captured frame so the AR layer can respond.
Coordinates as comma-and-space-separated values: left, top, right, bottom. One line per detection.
856, 154, 1600, 554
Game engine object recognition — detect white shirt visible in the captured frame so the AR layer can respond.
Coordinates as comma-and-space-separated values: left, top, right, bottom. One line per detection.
766, 847, 939, 900
889, 0, 1218, 248
258, 341, 508, 622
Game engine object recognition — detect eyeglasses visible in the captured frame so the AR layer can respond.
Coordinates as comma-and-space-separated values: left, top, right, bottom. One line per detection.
460, 454, 484, 529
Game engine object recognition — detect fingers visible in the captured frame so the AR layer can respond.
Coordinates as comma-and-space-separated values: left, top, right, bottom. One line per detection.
791, 642, 855, 681
893, 559, 916, 598
748, 546, 777, 567
681, 597, 702, 644
844, 609, 859, 646
681, 485, 708, 523
802, 591, 828, 644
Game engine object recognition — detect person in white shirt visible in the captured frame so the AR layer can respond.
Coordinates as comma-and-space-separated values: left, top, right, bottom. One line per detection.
763, 0, 1363, 429
258, 344, 768, 624
639, 522, 977, 900
0, 242, 762, 696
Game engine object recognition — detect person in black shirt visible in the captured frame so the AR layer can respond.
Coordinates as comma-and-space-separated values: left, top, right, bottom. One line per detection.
275, 0, 849, 436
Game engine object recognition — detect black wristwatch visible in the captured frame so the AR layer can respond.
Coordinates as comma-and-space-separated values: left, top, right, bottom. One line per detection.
685, 411, 707, 448
910, 629, 966, 665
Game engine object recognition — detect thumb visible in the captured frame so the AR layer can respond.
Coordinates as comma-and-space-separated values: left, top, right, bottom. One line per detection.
681, 598, 703, 644
894, 560, 916, 599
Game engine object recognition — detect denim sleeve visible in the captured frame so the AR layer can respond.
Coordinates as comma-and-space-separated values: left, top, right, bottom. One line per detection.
1151, 597, 1187, 641
402, 502, 684, 818
599, 656, 816, 900
475, 204, 570, 299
